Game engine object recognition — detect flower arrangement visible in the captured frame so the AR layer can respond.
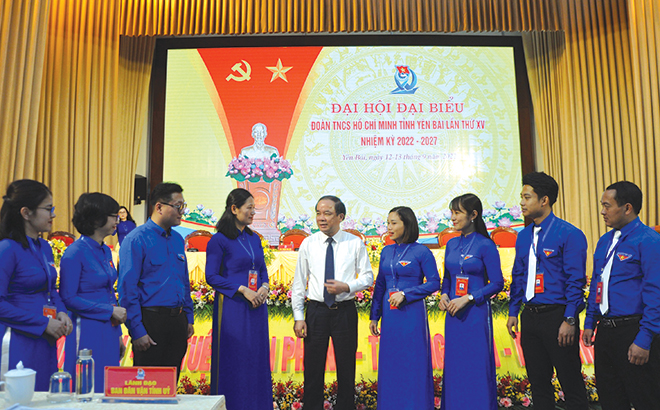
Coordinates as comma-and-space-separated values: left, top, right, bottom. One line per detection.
262, 237, 275, 267
49, 238, 67, 268
272, 379, 304, 409
267, 281, 293, 318
190, 281, 215, 320
270, 373, 598, 409
491, 278, 512, 317
227, 154, 293, 183
365, 239, 384, 265
354, 287, 373, 313
182, 204, 217, 226
177, 375, 210, 395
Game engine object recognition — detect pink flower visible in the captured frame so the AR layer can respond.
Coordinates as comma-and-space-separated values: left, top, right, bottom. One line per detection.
323, 401, 332, 410
292, 402, 302, 410
522, 396, 531, 407
434, 396, 441, 408
558, 391, 565, 400
498, 217, 512, 227
273, 402, 278, 409
285, 218, 296, 229
287, 290, 292, 298
499, 397, 513, 408
356, 405, 366, 410
194, 291, 202, 298
426, 220, 439, 232
376, 225, 387, 235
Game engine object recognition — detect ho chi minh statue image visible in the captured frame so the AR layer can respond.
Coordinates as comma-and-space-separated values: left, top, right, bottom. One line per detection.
240, 123, 279, 159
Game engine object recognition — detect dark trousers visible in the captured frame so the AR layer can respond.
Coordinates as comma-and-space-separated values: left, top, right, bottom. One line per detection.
303, 300, 357, 410
594, 321, 660, 410
520, 306, 588, 410
133, 307, 189, 381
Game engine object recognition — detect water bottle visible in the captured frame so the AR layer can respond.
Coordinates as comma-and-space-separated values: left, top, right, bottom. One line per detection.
76, 349, 94, 402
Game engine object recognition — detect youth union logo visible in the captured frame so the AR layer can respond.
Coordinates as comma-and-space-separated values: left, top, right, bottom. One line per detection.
391, 65, 419, 94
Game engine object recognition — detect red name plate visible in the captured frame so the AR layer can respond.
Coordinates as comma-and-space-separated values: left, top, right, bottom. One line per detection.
104, 366, 177, 397
279, 243, 295, 251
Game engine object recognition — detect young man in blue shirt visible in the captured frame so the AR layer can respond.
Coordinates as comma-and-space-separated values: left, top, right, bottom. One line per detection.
506, 172, 589, 410
118, 182, 195, 379
582, 181, 660, 410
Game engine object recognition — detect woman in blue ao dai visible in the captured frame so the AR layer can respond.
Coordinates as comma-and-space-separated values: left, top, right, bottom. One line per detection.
205, 188, 272, 410
370, 206, 440, 409
439, 194, 504, 410
60, 193, 127, 391
0, 180, 73, 391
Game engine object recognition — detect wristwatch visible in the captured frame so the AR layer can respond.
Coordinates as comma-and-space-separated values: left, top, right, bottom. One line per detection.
467, 294, 474, 303
400, 291, 406, 298
564, 316, 576, 326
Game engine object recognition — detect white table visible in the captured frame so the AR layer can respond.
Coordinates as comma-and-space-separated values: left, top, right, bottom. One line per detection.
0, 393, 226, 410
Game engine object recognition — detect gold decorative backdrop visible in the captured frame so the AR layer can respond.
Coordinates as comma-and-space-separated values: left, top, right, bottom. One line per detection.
1, 0, 659, 255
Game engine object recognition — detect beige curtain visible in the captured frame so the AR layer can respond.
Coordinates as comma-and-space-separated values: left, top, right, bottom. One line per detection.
34, 0, 123, 234
119, 0, 562, 35
0, 0, 51, 186
628, 0, 660, 226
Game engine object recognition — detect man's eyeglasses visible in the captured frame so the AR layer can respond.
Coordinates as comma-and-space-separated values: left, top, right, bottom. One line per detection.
160, 202, 187, 214
38, 206, 55, 216
109, 214, 120, 222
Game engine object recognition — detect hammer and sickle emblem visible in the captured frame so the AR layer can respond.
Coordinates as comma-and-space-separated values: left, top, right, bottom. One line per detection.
226, 60, 251, 82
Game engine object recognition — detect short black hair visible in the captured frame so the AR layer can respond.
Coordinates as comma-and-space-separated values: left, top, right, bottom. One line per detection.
316, 195, 346, 217
72, 193, 120, 236
606, 181, 642, 214
151, 182, 183, 207
389, 206, 419, 243
522, 172, 559, 206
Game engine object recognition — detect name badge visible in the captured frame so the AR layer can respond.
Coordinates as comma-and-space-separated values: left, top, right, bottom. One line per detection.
388, 288, 399, 310
43, 305, 57, 319
456, 276, 469, 297
534, 272, 544, 294
595, 281, 603, 304
248, 270, 258, 291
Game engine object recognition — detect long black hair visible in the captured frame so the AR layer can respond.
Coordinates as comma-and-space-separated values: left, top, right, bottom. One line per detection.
449, 193, 490, 240
118, 206, 135, 223
0, 179, 52, 248
215, 188, 254, 239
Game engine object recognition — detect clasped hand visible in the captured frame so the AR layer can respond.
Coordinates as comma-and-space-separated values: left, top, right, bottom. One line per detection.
44, 311, 73, 339
241, 285, 268, 308
438, 293, 470, 316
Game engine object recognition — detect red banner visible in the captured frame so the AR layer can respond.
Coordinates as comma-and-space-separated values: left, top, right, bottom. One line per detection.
198, 47, 323, 157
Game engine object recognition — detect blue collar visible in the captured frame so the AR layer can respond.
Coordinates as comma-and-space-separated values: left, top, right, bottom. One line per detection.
535, 211, 556, 230
617, 216, 642, 237
146, 218, 170, 237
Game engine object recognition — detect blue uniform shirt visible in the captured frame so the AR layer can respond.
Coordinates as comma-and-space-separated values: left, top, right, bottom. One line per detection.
118, 219, 194, 340
60, 236, 117, 321
370, 242, 440, 321
509, 212, 588, 318
585, 217, 660, 350
0, 238, 67, 336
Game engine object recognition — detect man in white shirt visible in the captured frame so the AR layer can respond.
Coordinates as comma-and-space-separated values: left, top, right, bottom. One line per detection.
292, 195, 374, 410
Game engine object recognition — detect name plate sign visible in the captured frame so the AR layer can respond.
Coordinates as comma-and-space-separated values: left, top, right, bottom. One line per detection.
104, 366, 177, 397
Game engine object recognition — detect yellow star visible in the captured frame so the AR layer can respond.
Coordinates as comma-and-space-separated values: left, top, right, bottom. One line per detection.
266, 59, 292, 83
